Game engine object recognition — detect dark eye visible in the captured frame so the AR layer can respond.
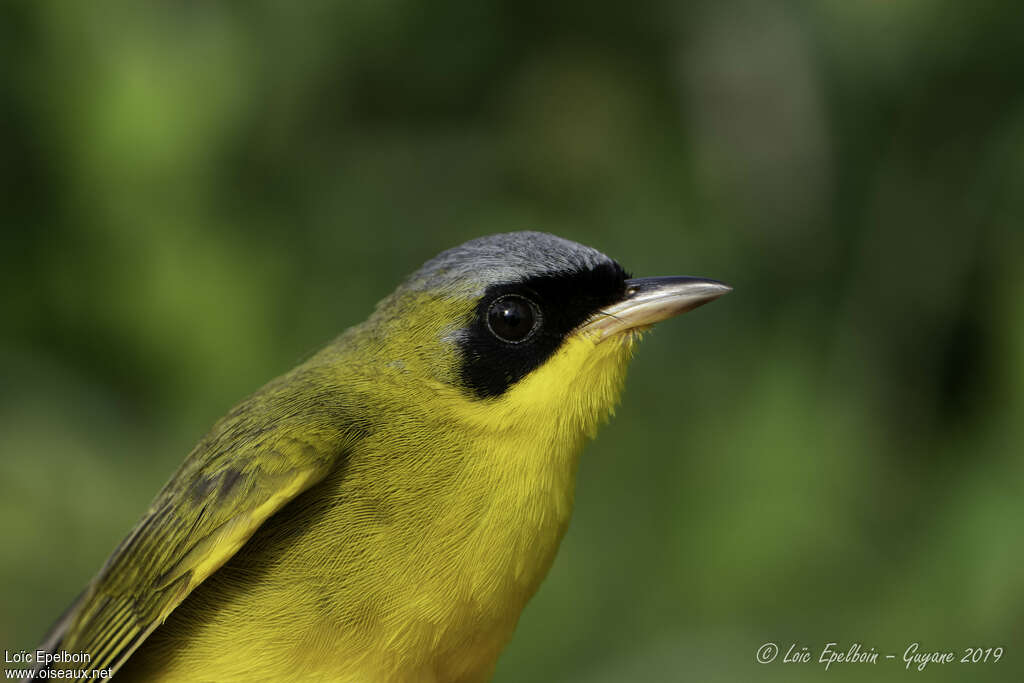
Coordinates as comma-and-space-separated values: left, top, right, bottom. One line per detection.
486, 294, 540, 343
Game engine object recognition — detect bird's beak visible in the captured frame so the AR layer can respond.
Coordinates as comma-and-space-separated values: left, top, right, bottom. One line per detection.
582, 276, 732, 341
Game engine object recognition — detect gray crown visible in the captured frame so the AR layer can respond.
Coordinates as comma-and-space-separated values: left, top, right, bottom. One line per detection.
404, 231, 617, 296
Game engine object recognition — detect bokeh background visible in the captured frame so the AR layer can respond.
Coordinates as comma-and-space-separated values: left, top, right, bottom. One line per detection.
3, 1, 1023, 681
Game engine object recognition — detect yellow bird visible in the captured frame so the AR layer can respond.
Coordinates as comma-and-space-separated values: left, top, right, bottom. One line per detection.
35, 232, 729, 682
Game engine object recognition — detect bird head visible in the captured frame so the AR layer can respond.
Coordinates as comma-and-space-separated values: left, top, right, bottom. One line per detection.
331, 231, 730, 439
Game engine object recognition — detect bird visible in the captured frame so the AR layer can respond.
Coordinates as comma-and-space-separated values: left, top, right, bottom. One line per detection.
34, 231, 730, 682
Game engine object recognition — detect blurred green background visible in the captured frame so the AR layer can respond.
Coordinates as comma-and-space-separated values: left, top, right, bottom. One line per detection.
3, 1, 1023, 681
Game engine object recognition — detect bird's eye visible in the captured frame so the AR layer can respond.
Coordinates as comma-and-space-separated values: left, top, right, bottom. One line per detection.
486, 295, 540, 343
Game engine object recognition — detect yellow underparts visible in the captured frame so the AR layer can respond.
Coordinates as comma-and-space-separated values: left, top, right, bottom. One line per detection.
118, 329, 638, 683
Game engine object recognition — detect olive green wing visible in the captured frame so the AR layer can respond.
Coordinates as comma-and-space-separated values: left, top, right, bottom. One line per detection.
35, 416, 345, 680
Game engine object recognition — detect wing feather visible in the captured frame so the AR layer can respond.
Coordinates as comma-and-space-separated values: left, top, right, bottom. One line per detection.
34, 369, 357, 681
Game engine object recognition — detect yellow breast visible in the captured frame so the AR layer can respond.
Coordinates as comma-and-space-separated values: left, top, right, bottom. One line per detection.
117, 332, 637, 682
